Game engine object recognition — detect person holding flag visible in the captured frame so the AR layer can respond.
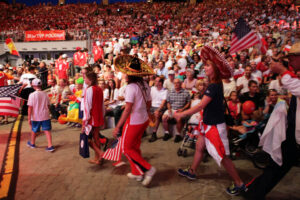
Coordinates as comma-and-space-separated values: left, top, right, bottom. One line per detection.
111, 55, 156, 186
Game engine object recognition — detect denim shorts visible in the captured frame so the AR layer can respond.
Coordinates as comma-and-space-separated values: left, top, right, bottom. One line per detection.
32, 119, 52, 133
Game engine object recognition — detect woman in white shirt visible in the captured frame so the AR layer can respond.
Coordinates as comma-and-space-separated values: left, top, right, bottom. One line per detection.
113, 56, 156, 186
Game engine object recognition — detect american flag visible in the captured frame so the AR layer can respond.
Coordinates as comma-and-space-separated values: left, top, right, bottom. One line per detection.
0, 84, 22, 117
229, 18, 260, 54
102, 136, 124, 161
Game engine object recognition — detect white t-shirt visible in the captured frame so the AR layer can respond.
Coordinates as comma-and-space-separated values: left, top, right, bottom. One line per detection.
151, 86, 168, 107
19, 73, 37, 88
104, 88, 119, 108
27, 90, 50, 121
236, 75, 259, 94
223, 80, 236, 98
125, 82, 151, 125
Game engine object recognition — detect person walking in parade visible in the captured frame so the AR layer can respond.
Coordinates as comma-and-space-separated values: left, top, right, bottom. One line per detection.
174, 46, 246, 195
112, 55, 156, 186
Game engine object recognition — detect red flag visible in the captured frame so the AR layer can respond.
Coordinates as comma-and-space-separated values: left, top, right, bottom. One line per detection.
5, 38, 20, 57
229, 18, 260, 54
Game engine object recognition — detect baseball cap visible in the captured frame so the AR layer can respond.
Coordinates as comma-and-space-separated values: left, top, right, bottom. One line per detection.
62, 54, 68, 59
0, 64, 4, 70
96, 41, 101, 46
32, 78, 42, 86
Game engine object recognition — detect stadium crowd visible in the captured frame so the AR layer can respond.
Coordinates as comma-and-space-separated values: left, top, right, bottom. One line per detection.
0, 0, 300, 197
0, 0, 298, 42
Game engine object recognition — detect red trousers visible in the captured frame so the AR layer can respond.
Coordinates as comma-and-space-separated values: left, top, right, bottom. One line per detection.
122, 117, 151, 175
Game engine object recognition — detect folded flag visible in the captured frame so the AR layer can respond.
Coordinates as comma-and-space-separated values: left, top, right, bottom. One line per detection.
102, 136, 124, 161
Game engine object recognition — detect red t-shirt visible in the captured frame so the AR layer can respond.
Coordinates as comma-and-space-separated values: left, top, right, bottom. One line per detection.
57, 60, 69, 80
0, 72, 8, 87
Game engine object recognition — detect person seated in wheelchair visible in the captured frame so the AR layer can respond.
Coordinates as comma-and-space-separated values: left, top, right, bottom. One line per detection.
162, 78, 191, 143
148, 76, 168, 142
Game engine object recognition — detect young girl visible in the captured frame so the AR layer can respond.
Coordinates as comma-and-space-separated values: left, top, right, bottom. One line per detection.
227, 91, 241, 122
174, 50, 246, 195
82, 72, 104, 165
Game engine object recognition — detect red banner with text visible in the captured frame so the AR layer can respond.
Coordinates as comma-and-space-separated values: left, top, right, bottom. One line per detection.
25, 30, 65, 41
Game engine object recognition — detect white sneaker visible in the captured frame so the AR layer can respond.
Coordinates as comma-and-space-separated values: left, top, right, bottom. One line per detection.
127, 173, 143, 182
142, 167, 156, 186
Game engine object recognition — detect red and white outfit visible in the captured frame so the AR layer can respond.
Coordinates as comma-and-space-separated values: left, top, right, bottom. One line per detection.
83, 85, 104, 130
56, 60, 69, 80
0, 71, 8, 86
93, 45, 104, 62
122, 83, 152, 175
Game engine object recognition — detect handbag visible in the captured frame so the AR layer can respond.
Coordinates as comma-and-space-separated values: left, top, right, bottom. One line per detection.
224, 97, 235, 126
79, 132, 90, 158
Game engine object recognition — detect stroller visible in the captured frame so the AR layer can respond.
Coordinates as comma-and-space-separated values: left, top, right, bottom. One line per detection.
176, 109, 208, 160
177, 122, 199, 157
229, 118, 271, 169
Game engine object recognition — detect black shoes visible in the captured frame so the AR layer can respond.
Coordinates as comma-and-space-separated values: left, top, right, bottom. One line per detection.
163, 133, 172, 141
148, 133, 157, 143
174, 135, 183, 143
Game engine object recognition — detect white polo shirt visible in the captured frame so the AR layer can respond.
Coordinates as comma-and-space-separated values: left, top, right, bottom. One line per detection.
151, 86, 168, 108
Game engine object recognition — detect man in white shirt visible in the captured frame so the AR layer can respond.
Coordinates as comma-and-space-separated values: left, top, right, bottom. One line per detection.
245, 42, 300, 199
148, 76, 168, 142
236, 65, 259, 94
27, 79, 54, 152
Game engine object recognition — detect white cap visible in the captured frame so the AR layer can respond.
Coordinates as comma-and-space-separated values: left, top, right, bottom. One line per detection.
8, 66, 13, 70
168, 70, 175, 75
0, 64, 4, 70
62, 54, 67, 59
96, 41, 101, 46
32, 78, 42, 86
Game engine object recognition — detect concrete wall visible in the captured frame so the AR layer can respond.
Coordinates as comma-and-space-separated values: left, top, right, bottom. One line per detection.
2, 40, 87, 52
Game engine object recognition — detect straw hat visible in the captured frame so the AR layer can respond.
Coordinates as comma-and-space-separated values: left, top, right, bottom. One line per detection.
114, 55, 154, 77
288, 42, 300, 55
200, 45, 233, 79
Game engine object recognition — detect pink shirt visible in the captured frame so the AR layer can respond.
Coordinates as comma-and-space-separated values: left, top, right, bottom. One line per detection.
27, 90, 50, 121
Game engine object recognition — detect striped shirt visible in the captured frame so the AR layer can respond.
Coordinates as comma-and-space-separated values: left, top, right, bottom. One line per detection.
167, 89, 190, 110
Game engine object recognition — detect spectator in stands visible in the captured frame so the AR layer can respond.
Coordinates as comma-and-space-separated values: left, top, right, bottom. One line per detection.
162, 78, 191, 143
163, 70, 175, 91
236, 65, 259, 95
182, 69, 197, 91
156, 61, 168, 78
239, 80, 264, 111
39, 61, 48, 90
148, 76, 168, 143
